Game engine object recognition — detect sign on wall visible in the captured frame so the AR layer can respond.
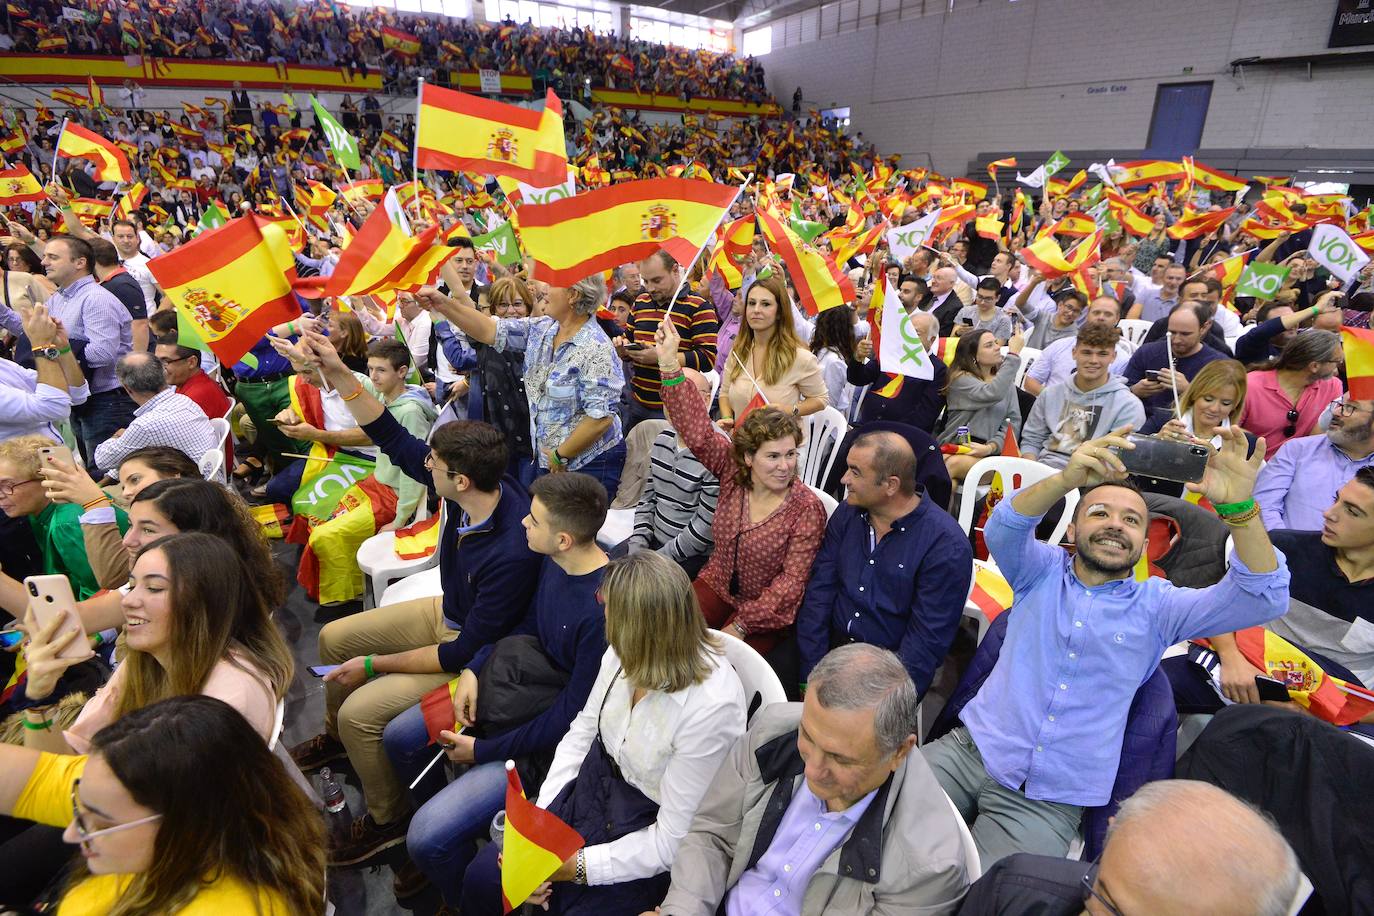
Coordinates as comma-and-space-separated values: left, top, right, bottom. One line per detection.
1329, 0, 1374, 48
479, 69, 502, 93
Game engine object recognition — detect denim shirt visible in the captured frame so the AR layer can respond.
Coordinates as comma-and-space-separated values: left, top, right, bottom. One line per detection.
961, 495, 1291, 807
493, 314, 623, 470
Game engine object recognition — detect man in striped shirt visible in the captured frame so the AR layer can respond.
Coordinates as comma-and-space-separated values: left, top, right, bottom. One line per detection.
617, 251, 718, 430
626, 367, 719, 578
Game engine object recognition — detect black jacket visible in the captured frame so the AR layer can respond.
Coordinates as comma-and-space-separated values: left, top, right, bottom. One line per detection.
957, 854, 1090, 916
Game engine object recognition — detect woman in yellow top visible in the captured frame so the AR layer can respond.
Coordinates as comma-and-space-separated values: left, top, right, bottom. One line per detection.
0, 694, 325, 914
717, 273, 828, 432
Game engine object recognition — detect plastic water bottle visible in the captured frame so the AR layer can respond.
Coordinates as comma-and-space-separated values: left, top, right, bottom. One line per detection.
490, 810, 506, 851
319, 767, 347, 814
955, 425, 971, 446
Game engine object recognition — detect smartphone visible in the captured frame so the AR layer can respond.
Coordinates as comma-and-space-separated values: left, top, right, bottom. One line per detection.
1144, 369, 1161, 381
308, 664, 340, 677
263, 418, 287, 426
0, 628, 23, 649
1254, 675, 1291, 703
23, 575, 88, 660
38, 444, 75, 468
623, 342, 647, 351
1113, 433, 1210, 484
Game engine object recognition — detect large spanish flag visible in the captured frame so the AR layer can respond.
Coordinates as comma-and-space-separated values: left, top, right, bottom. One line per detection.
297, 201, 458, 298
339, 178, 383, 204
501, 762, 584, 913
381, 26, 421, 57
1167, 206, 1236, 240
756, 207, 855, 315
1342, 326, 1374, 401
55, 120, 131, 182
1186, 158, 1248, 193
0, 163, 45, 204
516, 177, 738, 286
146, 215, 300, 366
1113, 159, 1185, 188
416, 84, 567, 187
1020, 231, 1103, 280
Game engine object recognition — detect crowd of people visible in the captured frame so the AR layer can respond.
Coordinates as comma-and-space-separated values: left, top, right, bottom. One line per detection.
2, 9, 1373, 916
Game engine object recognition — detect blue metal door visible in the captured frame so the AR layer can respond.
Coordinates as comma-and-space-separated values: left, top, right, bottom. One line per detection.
1146, 82, 1213, 158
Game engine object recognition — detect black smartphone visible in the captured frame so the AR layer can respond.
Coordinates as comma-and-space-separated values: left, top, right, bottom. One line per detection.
622, 342, 647, 351
1114, 433, 1210, 483
308, 664, 340, 677
1145, 369, 1161, 381
1254, 675, 1290, 703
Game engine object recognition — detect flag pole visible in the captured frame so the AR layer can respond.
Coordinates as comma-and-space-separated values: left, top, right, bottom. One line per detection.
730, 348, 770, 405
665, 174, 752, 318
411, 77, 424, 223
1165, 331, 1183, 418
50, 117, 67, 180
410, 748, 447, 790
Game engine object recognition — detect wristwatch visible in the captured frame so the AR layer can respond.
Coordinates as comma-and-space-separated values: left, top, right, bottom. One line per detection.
33, 345, 62, 361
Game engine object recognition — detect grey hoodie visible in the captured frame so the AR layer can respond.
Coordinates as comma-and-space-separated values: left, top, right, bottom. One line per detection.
1021, 375, 1145, 469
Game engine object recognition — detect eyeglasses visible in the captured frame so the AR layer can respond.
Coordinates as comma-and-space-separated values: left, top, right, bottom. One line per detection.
0, 477, 39, 497
1330, 398, 1369, 418
69, 779, 162, 846
423, 453, 458, 479
156, 354, 196, 366
1283, 408, 1300, 438
1080, 863, 1125, 916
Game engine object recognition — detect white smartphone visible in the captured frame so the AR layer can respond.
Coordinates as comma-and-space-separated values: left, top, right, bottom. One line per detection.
23, 575, 88, 660
38, 444, 76, 469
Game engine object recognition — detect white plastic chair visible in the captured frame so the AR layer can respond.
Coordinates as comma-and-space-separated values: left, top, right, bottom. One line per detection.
703, 369, 721, 407
208, 416, 231, 452
712, 628, 786, 723
596, 507, 636, 550
955, 457, 1058, 538
358, 501, 446, 609
1013, 346, 1040, 388
221, 397, 237, 419
378, 565, 444, 607
1117, 318, 1153, 348
944, 792, 982, 881
807, 483, 839, 519
268, 698, 286, 751
798, 405, 848, 489
197, 447, 224, 482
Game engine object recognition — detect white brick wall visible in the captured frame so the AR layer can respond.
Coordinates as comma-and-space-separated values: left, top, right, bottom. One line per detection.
758, 0, 1371, 174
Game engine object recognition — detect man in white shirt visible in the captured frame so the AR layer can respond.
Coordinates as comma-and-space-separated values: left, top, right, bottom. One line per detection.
92, 352, 221, 479
190, 157, 217, 182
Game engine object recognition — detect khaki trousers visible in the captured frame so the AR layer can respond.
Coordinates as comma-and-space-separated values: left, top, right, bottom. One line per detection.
320, 596, 458, 824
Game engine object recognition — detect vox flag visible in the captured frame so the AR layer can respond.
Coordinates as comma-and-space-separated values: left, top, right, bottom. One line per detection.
1234, 263, 1290, 299
1310, 223, 1370, 284
310, 95, 360, 170
886, 209, 940, 263
879, 283, 934, 381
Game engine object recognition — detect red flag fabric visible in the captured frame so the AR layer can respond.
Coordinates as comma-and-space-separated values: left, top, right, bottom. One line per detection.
420, 678, 460, 745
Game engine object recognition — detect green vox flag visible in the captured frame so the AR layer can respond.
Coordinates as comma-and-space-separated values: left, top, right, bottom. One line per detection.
199, 200, 228, 230
1235, 263, 1291, 299
1044, 150, 1070, 178
310, 94, 360, 170
473, 222, 522, 266
291, 451, 377, 522
790, 198, 826, 244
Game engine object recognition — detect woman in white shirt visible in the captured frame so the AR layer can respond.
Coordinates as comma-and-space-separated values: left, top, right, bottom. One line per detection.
810, 305, 859, 417
459, 552, 747, 915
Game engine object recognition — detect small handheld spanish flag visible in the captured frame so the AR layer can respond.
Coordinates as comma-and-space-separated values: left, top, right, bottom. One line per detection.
501, 761, 584, 913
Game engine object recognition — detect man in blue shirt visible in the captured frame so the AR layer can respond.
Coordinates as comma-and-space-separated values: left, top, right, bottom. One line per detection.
798, 431, 971, 696
921, 424, 1290, 864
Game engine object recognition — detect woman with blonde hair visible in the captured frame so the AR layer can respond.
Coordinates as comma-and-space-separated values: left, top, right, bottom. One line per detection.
1139, 358, 1257, 496
459, 551, 747, 915
717, 272, 828, 431
656, 315, 826, 662
0, 694, 326, 914
17, 531, 293, 754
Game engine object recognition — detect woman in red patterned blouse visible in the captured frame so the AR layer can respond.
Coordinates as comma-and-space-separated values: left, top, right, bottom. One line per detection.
654, 315, 827, 662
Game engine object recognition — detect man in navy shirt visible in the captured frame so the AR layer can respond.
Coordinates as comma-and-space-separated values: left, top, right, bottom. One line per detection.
1123, 301, 1226, 412
798, 431, 971, 696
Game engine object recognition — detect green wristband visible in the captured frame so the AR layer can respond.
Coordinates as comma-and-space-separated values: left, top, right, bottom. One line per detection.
1213, 498, 1256, 517
22, 716, 53, 731
660, 373, 686, 387
363, 655, 376, 679
57, 346, 71, 355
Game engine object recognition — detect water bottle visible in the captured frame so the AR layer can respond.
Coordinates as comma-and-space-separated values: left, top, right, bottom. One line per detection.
955, 425, 971, 446
319, 767, 347, 814
490, 810, 506, 851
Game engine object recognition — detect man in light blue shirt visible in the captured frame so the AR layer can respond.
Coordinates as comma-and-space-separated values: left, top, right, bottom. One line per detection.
1253, 399, 1374, 531
921, 424, 1290, 865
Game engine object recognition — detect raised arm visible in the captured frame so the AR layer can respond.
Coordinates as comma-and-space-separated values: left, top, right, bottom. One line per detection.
656, 316, 733, 479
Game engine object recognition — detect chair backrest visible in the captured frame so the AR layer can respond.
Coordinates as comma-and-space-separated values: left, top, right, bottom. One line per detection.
198, 447, 224, 482
955, 456, 1059, 536
1117, 318, 1154, 348
799, 405, 849, 489
221, 397, 237, 419
268, 698, 285, 751
713, 629, 786, 723
944, 792, 982, 881
703, 368, 721, 406
209, 416, 231, 450
807, 483, 839, 519
1013, 347, 1041, 388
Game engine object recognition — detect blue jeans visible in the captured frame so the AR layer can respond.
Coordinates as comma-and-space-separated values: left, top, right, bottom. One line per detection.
382, 703, 507, 904
520, 440, 627, 504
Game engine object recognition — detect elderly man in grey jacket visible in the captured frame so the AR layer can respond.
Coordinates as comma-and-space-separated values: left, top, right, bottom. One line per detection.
646, 644, 970, 916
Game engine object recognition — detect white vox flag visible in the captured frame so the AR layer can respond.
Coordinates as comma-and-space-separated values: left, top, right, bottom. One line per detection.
879, 285, 934, 381
886, 208, 941, 264
1309, 223, 1370, 284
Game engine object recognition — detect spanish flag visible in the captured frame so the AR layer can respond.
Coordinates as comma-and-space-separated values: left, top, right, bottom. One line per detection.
250, 503, 291, 539
1342, 326, 1374, 400
975, 216, 1004, 241
1206, 252, 1249, 307
1166, 207, 1235, 241
1020, 231, 1103, 280
986, 157, 1016, 180
1186, 158, 1248, 193
756, 207, 855, 316
298, 201, 457, 298
56, 120, 131, 182
420, 678, 462, 744
393, 513, 442, 560
113, 181, 148, 221
831, 220, 887, 266
68, 197, 114, 226
1105, 189, 1155, 235
381, 25, 421, 58
146, 215, 301, 366
501, 762, 584, 913
1047, 212, 1097, 238
340, 178, 383, 204
0, 164, 45, 204
516, 177, 738, 287
416, 84, 567, 187
51, 87, 89, 109
968, 564, 1013, 623
1197, 628, 1374, 726
1113, 159, 1185, 188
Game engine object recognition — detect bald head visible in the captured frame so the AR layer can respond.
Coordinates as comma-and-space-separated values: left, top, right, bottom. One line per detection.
1095, 780, 1299, 916
929, 266, 957, 296
681, 367, 712, 405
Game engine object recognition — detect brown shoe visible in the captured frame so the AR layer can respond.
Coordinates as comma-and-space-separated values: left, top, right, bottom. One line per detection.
290, 732, 346, 772
329, 813, 409, 868
392, 857, 430, 901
